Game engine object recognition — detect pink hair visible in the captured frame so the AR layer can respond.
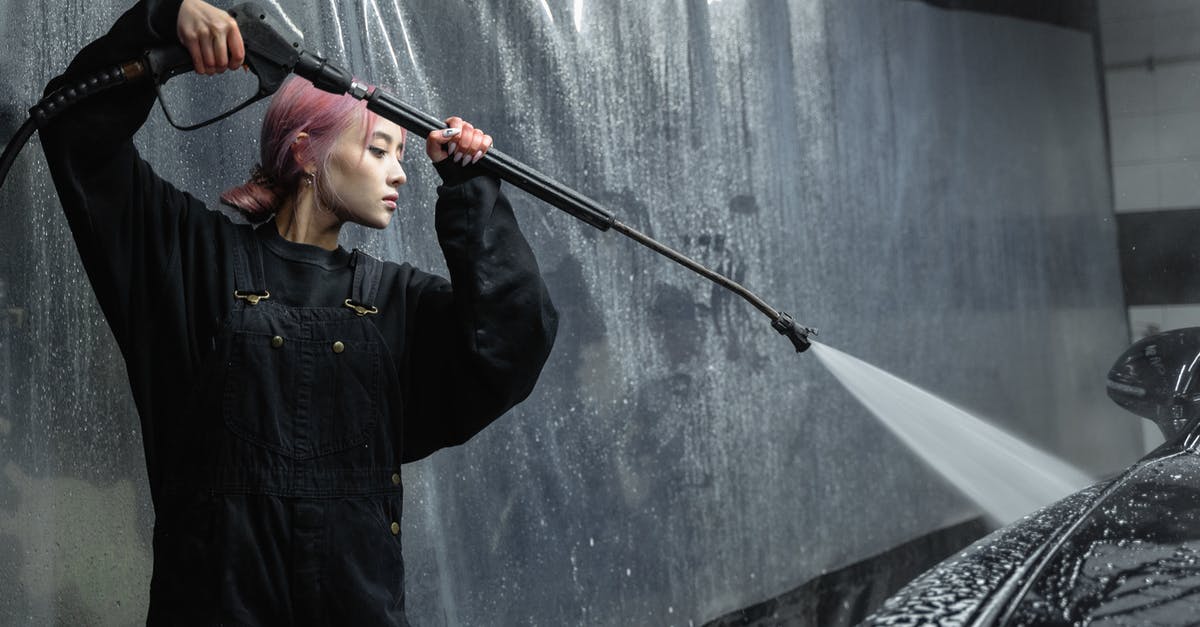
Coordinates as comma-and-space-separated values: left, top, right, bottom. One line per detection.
220, 75, 405, 217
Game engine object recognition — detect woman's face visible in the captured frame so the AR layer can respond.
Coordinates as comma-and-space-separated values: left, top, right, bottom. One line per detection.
320, 116, 407, 229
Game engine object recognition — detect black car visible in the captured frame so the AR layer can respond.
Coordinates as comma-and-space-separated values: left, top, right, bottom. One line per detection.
864, 328, 1200, 626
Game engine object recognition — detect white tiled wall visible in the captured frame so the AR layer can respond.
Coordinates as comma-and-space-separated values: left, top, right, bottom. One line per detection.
1101, 0, 1200, 212
1128, 303, 1200, 337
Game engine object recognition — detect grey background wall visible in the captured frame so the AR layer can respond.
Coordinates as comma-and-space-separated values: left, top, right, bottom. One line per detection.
0, 0, 1139, 625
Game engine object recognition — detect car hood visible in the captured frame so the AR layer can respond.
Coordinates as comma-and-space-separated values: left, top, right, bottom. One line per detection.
864, 422, 1200, 626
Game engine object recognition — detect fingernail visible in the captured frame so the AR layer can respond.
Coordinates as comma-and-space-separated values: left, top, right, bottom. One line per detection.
471, 150, 483, 164
442, 128, 461, 138
453, 152, 463, 164
448, 142, 457, 154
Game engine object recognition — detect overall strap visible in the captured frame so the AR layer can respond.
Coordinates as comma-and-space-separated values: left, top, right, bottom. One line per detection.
232, 224, 270, 305
345, 249, 383, 316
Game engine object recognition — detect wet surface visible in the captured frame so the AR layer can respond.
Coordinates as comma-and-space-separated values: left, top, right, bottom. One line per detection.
863, 482, 1111, 626
1008, 446, 1200, 626
866, 429, 1200, 626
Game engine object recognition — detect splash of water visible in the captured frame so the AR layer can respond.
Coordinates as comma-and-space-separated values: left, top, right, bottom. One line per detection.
809, 341, 1093, 525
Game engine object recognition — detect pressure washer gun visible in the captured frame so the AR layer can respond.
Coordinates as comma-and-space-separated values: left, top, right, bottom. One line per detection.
8, 1, 816, 353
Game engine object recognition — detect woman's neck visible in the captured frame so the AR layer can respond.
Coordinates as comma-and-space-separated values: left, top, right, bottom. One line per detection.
274, 186, 343, 251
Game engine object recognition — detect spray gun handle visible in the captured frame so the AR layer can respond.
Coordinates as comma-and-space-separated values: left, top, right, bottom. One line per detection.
145, 2, 300, 87
141, 2, 306, 130
143, 45, 195, 83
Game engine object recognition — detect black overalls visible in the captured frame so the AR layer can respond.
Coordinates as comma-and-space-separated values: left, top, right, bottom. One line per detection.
40, 5, 559, 623
149, 224, 412, 626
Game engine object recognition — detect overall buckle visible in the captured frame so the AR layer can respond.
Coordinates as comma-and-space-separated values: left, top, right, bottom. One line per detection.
344, 299, 379, 316
233, 290, 271, 305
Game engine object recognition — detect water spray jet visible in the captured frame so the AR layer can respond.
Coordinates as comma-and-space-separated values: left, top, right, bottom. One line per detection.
810, 340, 1094, 525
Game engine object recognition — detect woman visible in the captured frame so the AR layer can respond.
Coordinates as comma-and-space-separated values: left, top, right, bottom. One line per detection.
37, 0, 558, 624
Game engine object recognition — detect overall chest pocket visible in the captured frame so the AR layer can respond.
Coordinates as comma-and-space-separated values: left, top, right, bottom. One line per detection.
223, 330, 381, 459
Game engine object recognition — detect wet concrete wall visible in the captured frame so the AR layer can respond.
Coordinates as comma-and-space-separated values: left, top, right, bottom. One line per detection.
0, 0, 1136, 624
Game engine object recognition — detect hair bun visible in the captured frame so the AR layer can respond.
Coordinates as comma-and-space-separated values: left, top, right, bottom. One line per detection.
248, 163, 277, 190
220, 165, 281, 217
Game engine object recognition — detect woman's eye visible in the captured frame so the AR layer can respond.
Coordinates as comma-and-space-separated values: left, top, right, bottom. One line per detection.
369, 146, 387, 157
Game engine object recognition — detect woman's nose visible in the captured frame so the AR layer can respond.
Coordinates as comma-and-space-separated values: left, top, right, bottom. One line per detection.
389, 166, 406, 187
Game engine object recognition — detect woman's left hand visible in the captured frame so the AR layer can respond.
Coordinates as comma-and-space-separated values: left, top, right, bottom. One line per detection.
426, 116, 493, 166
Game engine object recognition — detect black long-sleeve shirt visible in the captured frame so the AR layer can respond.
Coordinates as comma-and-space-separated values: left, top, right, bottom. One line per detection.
37, 0, 558, 490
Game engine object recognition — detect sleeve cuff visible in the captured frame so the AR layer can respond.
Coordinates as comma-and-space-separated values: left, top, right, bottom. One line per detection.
433, 157, 490, 187
147, 0, 185, 43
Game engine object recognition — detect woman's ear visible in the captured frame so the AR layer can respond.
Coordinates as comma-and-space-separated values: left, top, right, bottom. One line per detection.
291, 132, 312, 172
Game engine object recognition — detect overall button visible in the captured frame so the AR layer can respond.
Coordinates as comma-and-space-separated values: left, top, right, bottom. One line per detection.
332, 341, 345, 354
390, 521, 400, 536
391, 473, 401, 486
271, 335, 284, 348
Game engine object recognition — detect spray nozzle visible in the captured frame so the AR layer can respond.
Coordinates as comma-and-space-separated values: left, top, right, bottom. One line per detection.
772, 312, 816, 353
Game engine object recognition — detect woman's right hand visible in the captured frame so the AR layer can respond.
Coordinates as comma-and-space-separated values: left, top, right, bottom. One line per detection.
177, 0, 246, 76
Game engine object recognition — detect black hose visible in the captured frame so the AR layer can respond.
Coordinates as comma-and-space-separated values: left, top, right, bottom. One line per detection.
2, 60, 143, 191
0, 117, 36, 192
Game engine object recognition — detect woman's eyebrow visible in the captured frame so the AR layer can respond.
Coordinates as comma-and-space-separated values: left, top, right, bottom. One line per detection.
372, 131, 400, 145
372, 131, 405, 155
